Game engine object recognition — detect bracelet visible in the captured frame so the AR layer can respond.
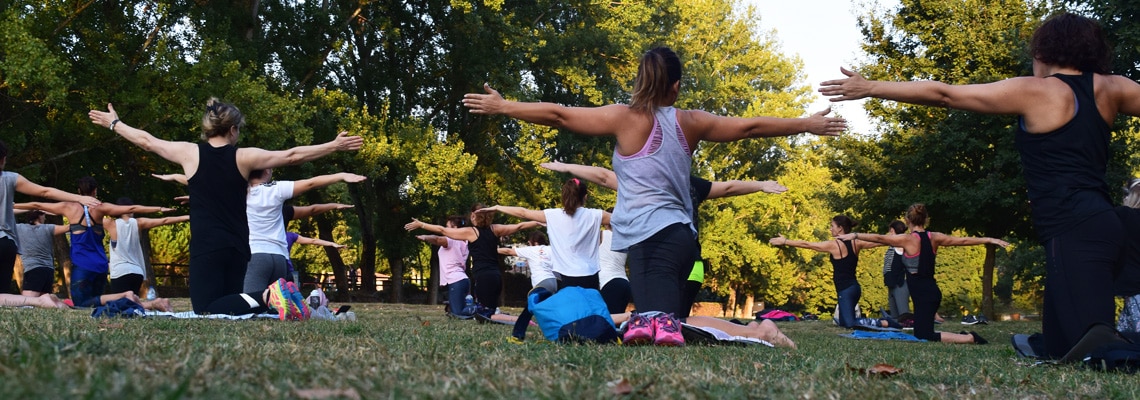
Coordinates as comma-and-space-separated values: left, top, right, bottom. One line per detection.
109, 119, 120, 131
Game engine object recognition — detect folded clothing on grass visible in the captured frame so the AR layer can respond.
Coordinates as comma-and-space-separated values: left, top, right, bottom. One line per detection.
841, 330, 925, 342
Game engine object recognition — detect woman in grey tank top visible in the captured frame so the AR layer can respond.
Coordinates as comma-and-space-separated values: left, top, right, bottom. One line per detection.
464, 46, 841, 345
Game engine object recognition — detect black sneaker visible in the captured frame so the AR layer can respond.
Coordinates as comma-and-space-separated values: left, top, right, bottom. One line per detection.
961, 315, 981, 325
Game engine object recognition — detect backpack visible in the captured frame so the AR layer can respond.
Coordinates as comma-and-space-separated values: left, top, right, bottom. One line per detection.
512, 286, 619, 344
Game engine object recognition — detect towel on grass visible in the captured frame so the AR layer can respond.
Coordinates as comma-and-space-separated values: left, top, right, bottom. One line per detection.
841, 330, 925, 342
144, 310, 280, 320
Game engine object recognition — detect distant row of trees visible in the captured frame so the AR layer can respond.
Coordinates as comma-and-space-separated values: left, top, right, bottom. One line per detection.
4, 1, 1138, 316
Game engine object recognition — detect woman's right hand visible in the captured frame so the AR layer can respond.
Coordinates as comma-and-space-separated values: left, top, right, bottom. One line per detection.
462, 83, 507, 115
404, 218, 423, 232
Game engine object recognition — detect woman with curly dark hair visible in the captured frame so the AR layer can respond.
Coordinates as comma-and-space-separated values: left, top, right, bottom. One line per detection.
822, 12, 1140, 358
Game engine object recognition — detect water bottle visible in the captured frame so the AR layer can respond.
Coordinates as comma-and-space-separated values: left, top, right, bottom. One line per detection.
463, 294, 474, 314
146, 285, 158, 301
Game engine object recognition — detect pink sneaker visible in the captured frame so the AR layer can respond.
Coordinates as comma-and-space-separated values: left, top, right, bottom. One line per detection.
622, 313, 654, 345
653, 313, 685, 346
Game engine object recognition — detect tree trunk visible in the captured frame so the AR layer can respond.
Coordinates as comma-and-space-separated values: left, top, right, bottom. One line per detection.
726, 290, 738, 318
742, 293, 756, 319
388, 256, 404, 303
982, 244, 997, 319
53, 236, 72, 299
346, 185, 374, 301
312, 210, 349, 293
427, 243, 440, 305
140, 228, 155, 295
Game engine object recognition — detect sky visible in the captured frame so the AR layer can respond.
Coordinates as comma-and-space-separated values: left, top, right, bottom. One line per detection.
743, 0, 900, 134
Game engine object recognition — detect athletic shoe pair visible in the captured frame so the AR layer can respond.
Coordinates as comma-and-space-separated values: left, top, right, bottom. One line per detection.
961, 314, 989, 325
266, 278, 311, 321
623, 312, 684, 346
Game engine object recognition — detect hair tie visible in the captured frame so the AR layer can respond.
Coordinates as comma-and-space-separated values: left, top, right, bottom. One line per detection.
571, 178, 580, 186
206, 104, 218, 114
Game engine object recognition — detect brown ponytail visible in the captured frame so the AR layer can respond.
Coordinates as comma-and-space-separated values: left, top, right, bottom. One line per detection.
201, 97, 246, 140
629, 46, 682, 114
906, 203, 929, 228
561, 178, 588, 216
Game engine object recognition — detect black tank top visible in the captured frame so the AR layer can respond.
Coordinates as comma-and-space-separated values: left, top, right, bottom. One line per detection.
467, 226, 500, 274
1015, 72, 1113, 241
188, 143, 250, 258
830, 239, 858, 291
915, 231, 936, 278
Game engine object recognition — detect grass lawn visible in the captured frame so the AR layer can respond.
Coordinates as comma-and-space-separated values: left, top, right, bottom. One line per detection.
1, 299, 1137, 399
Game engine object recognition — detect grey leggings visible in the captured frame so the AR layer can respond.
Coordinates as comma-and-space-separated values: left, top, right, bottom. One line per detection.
243, 253, 289, 293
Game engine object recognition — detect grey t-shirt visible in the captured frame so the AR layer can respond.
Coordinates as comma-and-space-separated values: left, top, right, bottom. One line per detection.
16, 223, 56, 271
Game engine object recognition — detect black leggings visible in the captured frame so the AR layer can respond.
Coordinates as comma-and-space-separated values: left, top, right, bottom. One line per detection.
471, 269, 502, 311
109, 273, 144, 296
557, 273, 599, 291
601, 278, 632, 315
190, 248, 266, 314
626, 223, 697, 316
1041, 210, 1121, 358
0, 237, 15, 294
907, 273, 942, 342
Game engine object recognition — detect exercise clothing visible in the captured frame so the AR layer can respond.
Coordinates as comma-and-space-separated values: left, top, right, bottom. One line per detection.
1014, 72, 1120, 357
830, 239, 858, 292
514, 245, 553, 288
247, 180, 295, 257
16, 223, 57, 272
598, 230, 628, 288
1015, 72, 1113, 242
543, 207, 603, 277
610, 106, 695, 252
187, 142, 264, 314
69, 206, 108, 274
0, 172, 19, 252
467, 226, 499, 274
902, 231, 942, 342
188, 143, 250, 258
438, 237, 469, 286
109, 218, 146, 279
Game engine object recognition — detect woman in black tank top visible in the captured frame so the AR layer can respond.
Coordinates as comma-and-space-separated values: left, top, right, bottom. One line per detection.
90, 98, 362, 317
840, 204, 1008, 344
822, 12, 1140, 358
405, 203, 542, 319
770, 215, 884, 328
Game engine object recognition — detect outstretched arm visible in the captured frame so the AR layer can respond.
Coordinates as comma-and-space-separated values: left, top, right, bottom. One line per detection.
294, 235, 346, 248
492, 221, 543, 237
414, 235, 449, 248
404, 218, 477, 242
835, 232, 911, 248
13, 177, 99, 207
137, 215, 190, 230
477, 205, 547, 223
539, 162, 618, 191
707, 180, 787, 199
151, 173, 188, 186
688, 107, 845, 143
463, 84, 629, 136
931, 232, 1009, 249
99, 204, 175, 217
89, 104, 198, 170
14, 202, 73, 216
819, 67, 1042, 115
51, 225, 69, 236
768, 234, 837, 253
292, 173, 367, 198
289, 203, 354, 221
235, 132, 363, 178
497, 247, 519, 256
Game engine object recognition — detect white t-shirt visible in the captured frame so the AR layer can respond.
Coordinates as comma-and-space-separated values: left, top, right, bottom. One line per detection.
109, 218, 146, 279
247, 181, 296, 256
598, 229, 628, 287
514, 245, 554, 288
543, 207, 603, 277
